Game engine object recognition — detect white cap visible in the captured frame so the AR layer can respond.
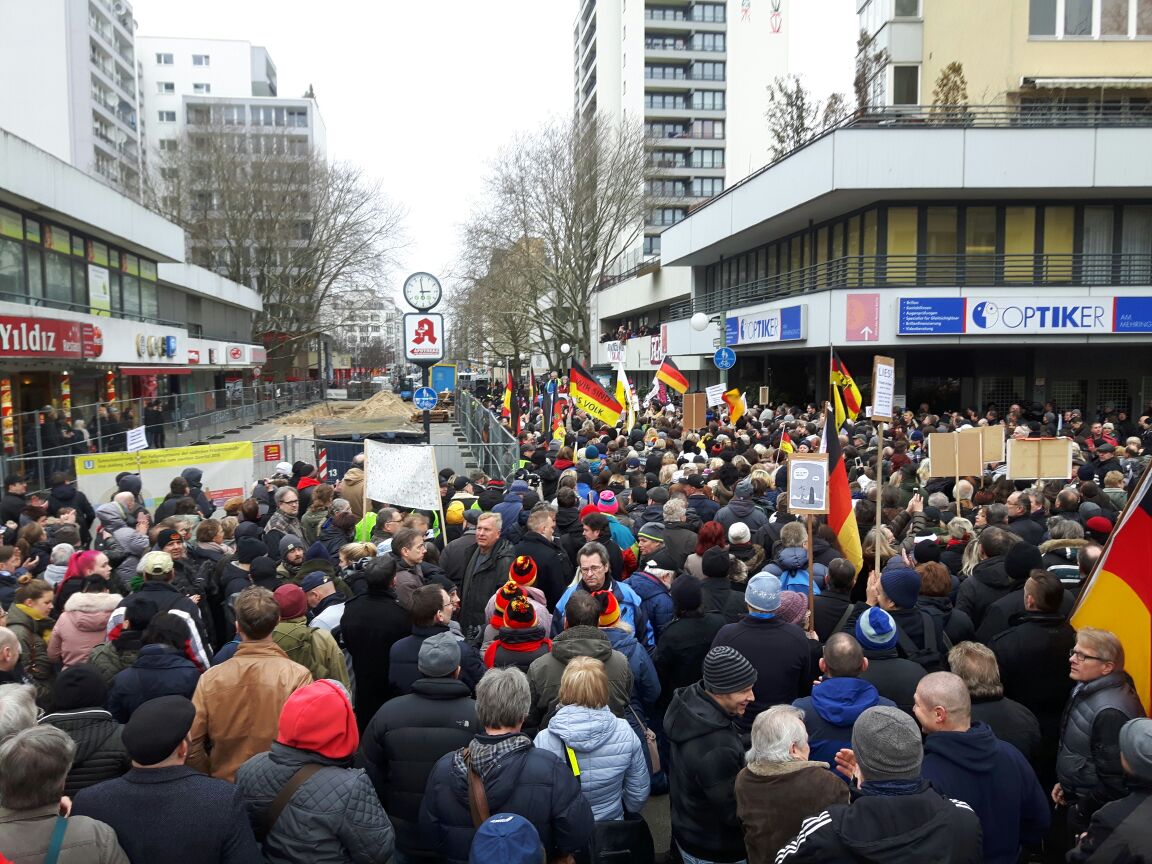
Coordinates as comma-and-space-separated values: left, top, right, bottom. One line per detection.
274, 461, 293, 475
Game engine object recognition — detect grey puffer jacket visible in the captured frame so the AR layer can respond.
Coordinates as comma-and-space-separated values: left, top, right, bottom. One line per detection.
95, 502, 150, 585
235, 742, 394, 864
534, 704, 649, 821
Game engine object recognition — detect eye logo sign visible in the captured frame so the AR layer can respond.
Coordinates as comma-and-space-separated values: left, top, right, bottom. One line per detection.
971, 301, 997, 329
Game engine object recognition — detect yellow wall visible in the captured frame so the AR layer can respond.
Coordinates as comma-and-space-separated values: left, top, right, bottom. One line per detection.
922, 0, 1152, 103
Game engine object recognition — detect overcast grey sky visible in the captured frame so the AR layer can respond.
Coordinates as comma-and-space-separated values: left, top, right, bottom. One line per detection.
133, 0, 857, 303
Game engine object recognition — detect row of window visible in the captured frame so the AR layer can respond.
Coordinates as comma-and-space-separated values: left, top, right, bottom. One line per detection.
1030, 0, 1152, 38
157, 81, 212, 94
644, 120, 724, 139
161, 105, 310, 127
701, 202, 1152, 297
645, 178, 725, 197
645, 3, 726, 22
644, 33, 725, 51
644, 91, 726, 110
644, 61, 726, 81
0, 207, 160, 320
155, 52, 209, 65
648, 148, 725, 169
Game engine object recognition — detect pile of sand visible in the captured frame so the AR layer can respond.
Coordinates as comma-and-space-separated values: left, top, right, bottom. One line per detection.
278, 389, 409, 425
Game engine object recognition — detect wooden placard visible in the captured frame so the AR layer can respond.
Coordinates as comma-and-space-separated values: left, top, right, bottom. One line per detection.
1006, 438, 1073, 480
928, 432, 985, 478
682, 392, 706, 431
871, 355, 896, 423
787, 453, 829, 515
959, 425, 1006, 465
759, 386, 770, 406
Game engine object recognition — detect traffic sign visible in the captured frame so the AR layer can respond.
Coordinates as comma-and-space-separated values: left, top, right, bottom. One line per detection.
413, 387, 438, 411
713, 347, 736, 370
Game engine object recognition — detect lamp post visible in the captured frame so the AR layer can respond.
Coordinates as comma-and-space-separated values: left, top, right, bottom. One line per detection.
691, 311, 727, 389
559, 342, 573, 433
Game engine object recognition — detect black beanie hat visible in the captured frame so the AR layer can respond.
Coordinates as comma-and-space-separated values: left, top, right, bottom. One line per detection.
701, 546, 730, 580
1005, 542, 1043, 582
54, 664, 108, 710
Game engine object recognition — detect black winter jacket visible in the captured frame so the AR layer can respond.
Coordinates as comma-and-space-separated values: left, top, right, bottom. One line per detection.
975, 585, 1076, 644
1068, 782, 1152, 863
459, 538, 516, 644
39, 708, 129, 797
989, 612, 1077, 740
654, 611, 726, 714
235, 742, 394, 864
388, 624, 486, 696
970, 695, 1042, 762
699, 575, 747, 623
711, 614, 811, 732
664, 682, 748, 862
358, 677, 477, 857
513, 531, 572, 611
774, 780, 984, 863
955, 555, 1012, 630
341, 588, 411, 730
106, 644, 201, 722
858, 648, 928, 715
419, 732, 594, 864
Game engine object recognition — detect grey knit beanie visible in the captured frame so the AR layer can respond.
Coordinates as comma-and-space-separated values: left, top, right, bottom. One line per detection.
851, 706, 923, 781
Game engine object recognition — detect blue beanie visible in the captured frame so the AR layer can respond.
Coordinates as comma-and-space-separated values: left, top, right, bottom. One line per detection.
856, 607, 899, 650
584, 444, 600, 460
879, 566, 921, 610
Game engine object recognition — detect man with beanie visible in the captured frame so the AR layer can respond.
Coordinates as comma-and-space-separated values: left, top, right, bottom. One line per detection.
710, 573, 811, 732
854, 607, 927, 715
914, 672, 1050, 863
792, 633, 895, 772
665, 645, 756, 864
389, 583, 485, 696
483, 587, 553, 673
276, 535, 306, 583
235, 680, 394, 864
699, 546, 745, 623
360, 632, 477, 862
1068, 717, 1152, 862
776, 705, 983, 862
188, 587, 312, 782
73, 695, 263, 864
655, 577, 726, 716
974, 541, 1073, 642
635, 522, 680, 574
862, 564, 950, 672
39, 664, 129, 796
715, 479, 768, 535
271, 584, 350, 689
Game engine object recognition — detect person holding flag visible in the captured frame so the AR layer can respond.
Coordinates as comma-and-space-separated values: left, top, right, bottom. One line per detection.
722, 388, 746, 425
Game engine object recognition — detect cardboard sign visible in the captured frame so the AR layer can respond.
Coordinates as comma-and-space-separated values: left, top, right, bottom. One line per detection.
958, 425, 1006, 464
682, 393, 706, 431
1006, 438, 1074, 480
928, 432, 985, 478
705, 384, 726, 407
759, 386, 770, 405
871, 356, 895, 423
787, 453, 829, 515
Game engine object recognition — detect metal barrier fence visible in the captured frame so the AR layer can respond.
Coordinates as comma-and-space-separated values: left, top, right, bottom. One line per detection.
454, 390, 519, 482
7, 382, 324, 492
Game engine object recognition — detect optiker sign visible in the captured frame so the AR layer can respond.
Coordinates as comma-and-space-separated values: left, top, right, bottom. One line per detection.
898, 297, 1152, 336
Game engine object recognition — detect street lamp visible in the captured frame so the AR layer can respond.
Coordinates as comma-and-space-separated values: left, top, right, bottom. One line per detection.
690, 311, 727, 388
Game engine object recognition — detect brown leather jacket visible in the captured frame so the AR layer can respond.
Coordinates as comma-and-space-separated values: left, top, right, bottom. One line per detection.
187, 640, 312, 782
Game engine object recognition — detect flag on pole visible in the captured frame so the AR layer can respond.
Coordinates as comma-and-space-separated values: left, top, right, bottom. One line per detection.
501, 370, 513, 419
552, 395, 568, 442
528, 369, 537, 410
540, 386, 554, 435
830, 351, 863, 432
615, 364, 637, 434
641, 379, 660, 408
655, 356, 689, 394
1072, 464, 1152, 710
570, 362, 623, 426
779, 430, 795, 455
722, 388, 746, 424
820, 410, 864, 575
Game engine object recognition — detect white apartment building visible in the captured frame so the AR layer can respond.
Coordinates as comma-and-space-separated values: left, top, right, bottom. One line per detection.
136, 35, 326, 172
0, 0, 143, 198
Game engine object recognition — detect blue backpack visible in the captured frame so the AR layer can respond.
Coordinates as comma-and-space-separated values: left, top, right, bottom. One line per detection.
779, 566, 821, 595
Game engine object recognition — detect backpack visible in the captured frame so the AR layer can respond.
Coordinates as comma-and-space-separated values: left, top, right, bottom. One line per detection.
272, 622, 317, 677
93, 525, 127, 567
779, 567, 821, 596
895, 610, 952, 672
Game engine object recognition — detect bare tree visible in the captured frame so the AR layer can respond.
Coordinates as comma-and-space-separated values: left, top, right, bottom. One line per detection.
145, 116, 406, 378
931, 61, 971, 124
457, 116, 650, 369
854, 29, 889, 114
765, 76, 849, 161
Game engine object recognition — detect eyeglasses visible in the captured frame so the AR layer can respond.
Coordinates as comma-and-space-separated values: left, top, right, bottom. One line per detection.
1070, 649, 1108, 663
282, 498, 298, 504
579, 565, 606, 575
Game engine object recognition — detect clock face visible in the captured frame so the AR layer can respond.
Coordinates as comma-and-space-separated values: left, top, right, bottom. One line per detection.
403, 272, 442, 311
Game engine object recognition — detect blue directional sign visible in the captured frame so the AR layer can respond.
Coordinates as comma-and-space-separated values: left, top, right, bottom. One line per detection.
413, 387, 438, 411
713, 347, 736, 370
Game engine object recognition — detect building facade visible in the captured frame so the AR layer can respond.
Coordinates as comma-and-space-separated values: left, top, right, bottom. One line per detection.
0, 0, 143, 198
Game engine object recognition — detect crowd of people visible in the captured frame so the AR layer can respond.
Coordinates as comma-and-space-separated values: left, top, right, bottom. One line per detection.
0, 394, 1149, 863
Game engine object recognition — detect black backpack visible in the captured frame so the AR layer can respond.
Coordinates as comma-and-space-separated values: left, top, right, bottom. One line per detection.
895, 610, 952, 672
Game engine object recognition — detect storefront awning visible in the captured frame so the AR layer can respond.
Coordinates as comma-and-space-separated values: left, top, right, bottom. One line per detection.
1024, 77, 1152, 89
121, 367, 192, 376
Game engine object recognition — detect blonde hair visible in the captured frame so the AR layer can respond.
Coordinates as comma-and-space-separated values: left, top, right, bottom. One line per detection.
558, 656, 609, 709
1104, 470, 1125, 488
948, 641, 1003, 699
219, 516, 238, 541
658, 464, 676, 485
1077, 627, 1124, 670
339, 542, 377, 563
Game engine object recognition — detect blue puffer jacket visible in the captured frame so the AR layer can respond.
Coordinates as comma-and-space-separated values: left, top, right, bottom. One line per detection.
766, 546, 829, 592
554, 578, 654, 650
793, 677, 893, 771
625, 570, 674, 642
106, 644, 202, 723
492, 482, 531, 541
604, 626, 660, 719
534, 705, 650, 821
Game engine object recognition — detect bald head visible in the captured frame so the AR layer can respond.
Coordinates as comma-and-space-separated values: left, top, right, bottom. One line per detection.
914, 671, 971, 733
0, 628, 19, 672
822, 632, 865, 678
113, 491, 136, 511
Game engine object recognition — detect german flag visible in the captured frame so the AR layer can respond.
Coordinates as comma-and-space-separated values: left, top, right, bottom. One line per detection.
820, 415, 863, 574
570, 362, 623, 426
655, 356, 689, 394
500, 370, 512, 419
722, 388, 745, 424
779, 430, 795, 455
830, 351, 862, 432
1072, 464, 1152, 710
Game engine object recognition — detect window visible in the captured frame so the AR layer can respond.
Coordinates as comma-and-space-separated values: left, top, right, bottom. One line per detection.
691, 178, 723, 197
650, 208, 686, 226
1004, 207, 1036, 282
645, 64, 686, 79
1065, 0, 1094, 35
0, 238, 22, 300
155, 52, 173, 65
1083, 206, 1115, 283
966, 206, 997, 283
1121, 205, 1152, 283
1030, 0, 1058, 33
157, 81, 174, 93
691, 3, 725, 22
157, 110, 175, 123
1043, 206, 1075, 280
192, 82, 211, 94
692, 90, 725, 110
690, 148, 724, 168
691, 32, 725, 51
925, 207, 958, 284
691, 61, 725, 80
645, 92, 688, 109
894, 0, 920, 15
286, 108, 308, 127
45, 253, 74, 309
886, 207, 918, 282
1141, 0, 1152, 34
692, 119, 724, 138
893, 66, 919, 105
192, 53, 210, 66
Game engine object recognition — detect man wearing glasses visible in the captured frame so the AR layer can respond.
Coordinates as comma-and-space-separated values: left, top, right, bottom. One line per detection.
1053, 627, 1144, 837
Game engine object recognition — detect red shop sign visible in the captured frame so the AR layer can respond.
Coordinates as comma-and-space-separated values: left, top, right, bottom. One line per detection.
0, 317, 86, 358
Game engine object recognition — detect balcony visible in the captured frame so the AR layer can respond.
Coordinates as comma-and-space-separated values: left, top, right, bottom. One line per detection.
694, 252, 1152, 314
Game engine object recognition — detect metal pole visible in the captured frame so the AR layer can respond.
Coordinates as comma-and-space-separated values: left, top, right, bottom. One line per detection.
422, 365, 431, 445
875, 421, 884, 576
719, 315, 728, 390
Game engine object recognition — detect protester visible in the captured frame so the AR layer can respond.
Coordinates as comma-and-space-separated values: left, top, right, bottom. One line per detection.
341, 556, 411, 730
459, 512, 517, 643
483, 586, 553, 673
38, 665, 129, 796
270, 584, 350, 688
7, 577, 56, 708
947, 641, 1041, 761
87, 595, 157, 686
654, 575, 726, 714
853, 606, 927, 714
390, 583, 484, 694
106, 612, 202, 722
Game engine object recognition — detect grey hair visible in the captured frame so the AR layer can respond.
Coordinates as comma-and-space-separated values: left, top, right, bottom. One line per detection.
747, 704, 808, 766
947, 517, 973, 540
476, 511, 502, 530
475, 667, 531, 730
0, 683, 36, 743
577, 541, 609, 568
662, 497, 687, 522
1048, 518, 1085, 541
0, 725, 76, 809
274, 486, 298, 505
113, 490, 135, 510
330, 498, 351, 514
50, 543, 75, 566
954, 479, 974, 500
926, 492, 950, 510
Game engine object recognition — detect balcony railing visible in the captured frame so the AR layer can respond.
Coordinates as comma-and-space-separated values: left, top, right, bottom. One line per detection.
693, 252, 1152, 314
